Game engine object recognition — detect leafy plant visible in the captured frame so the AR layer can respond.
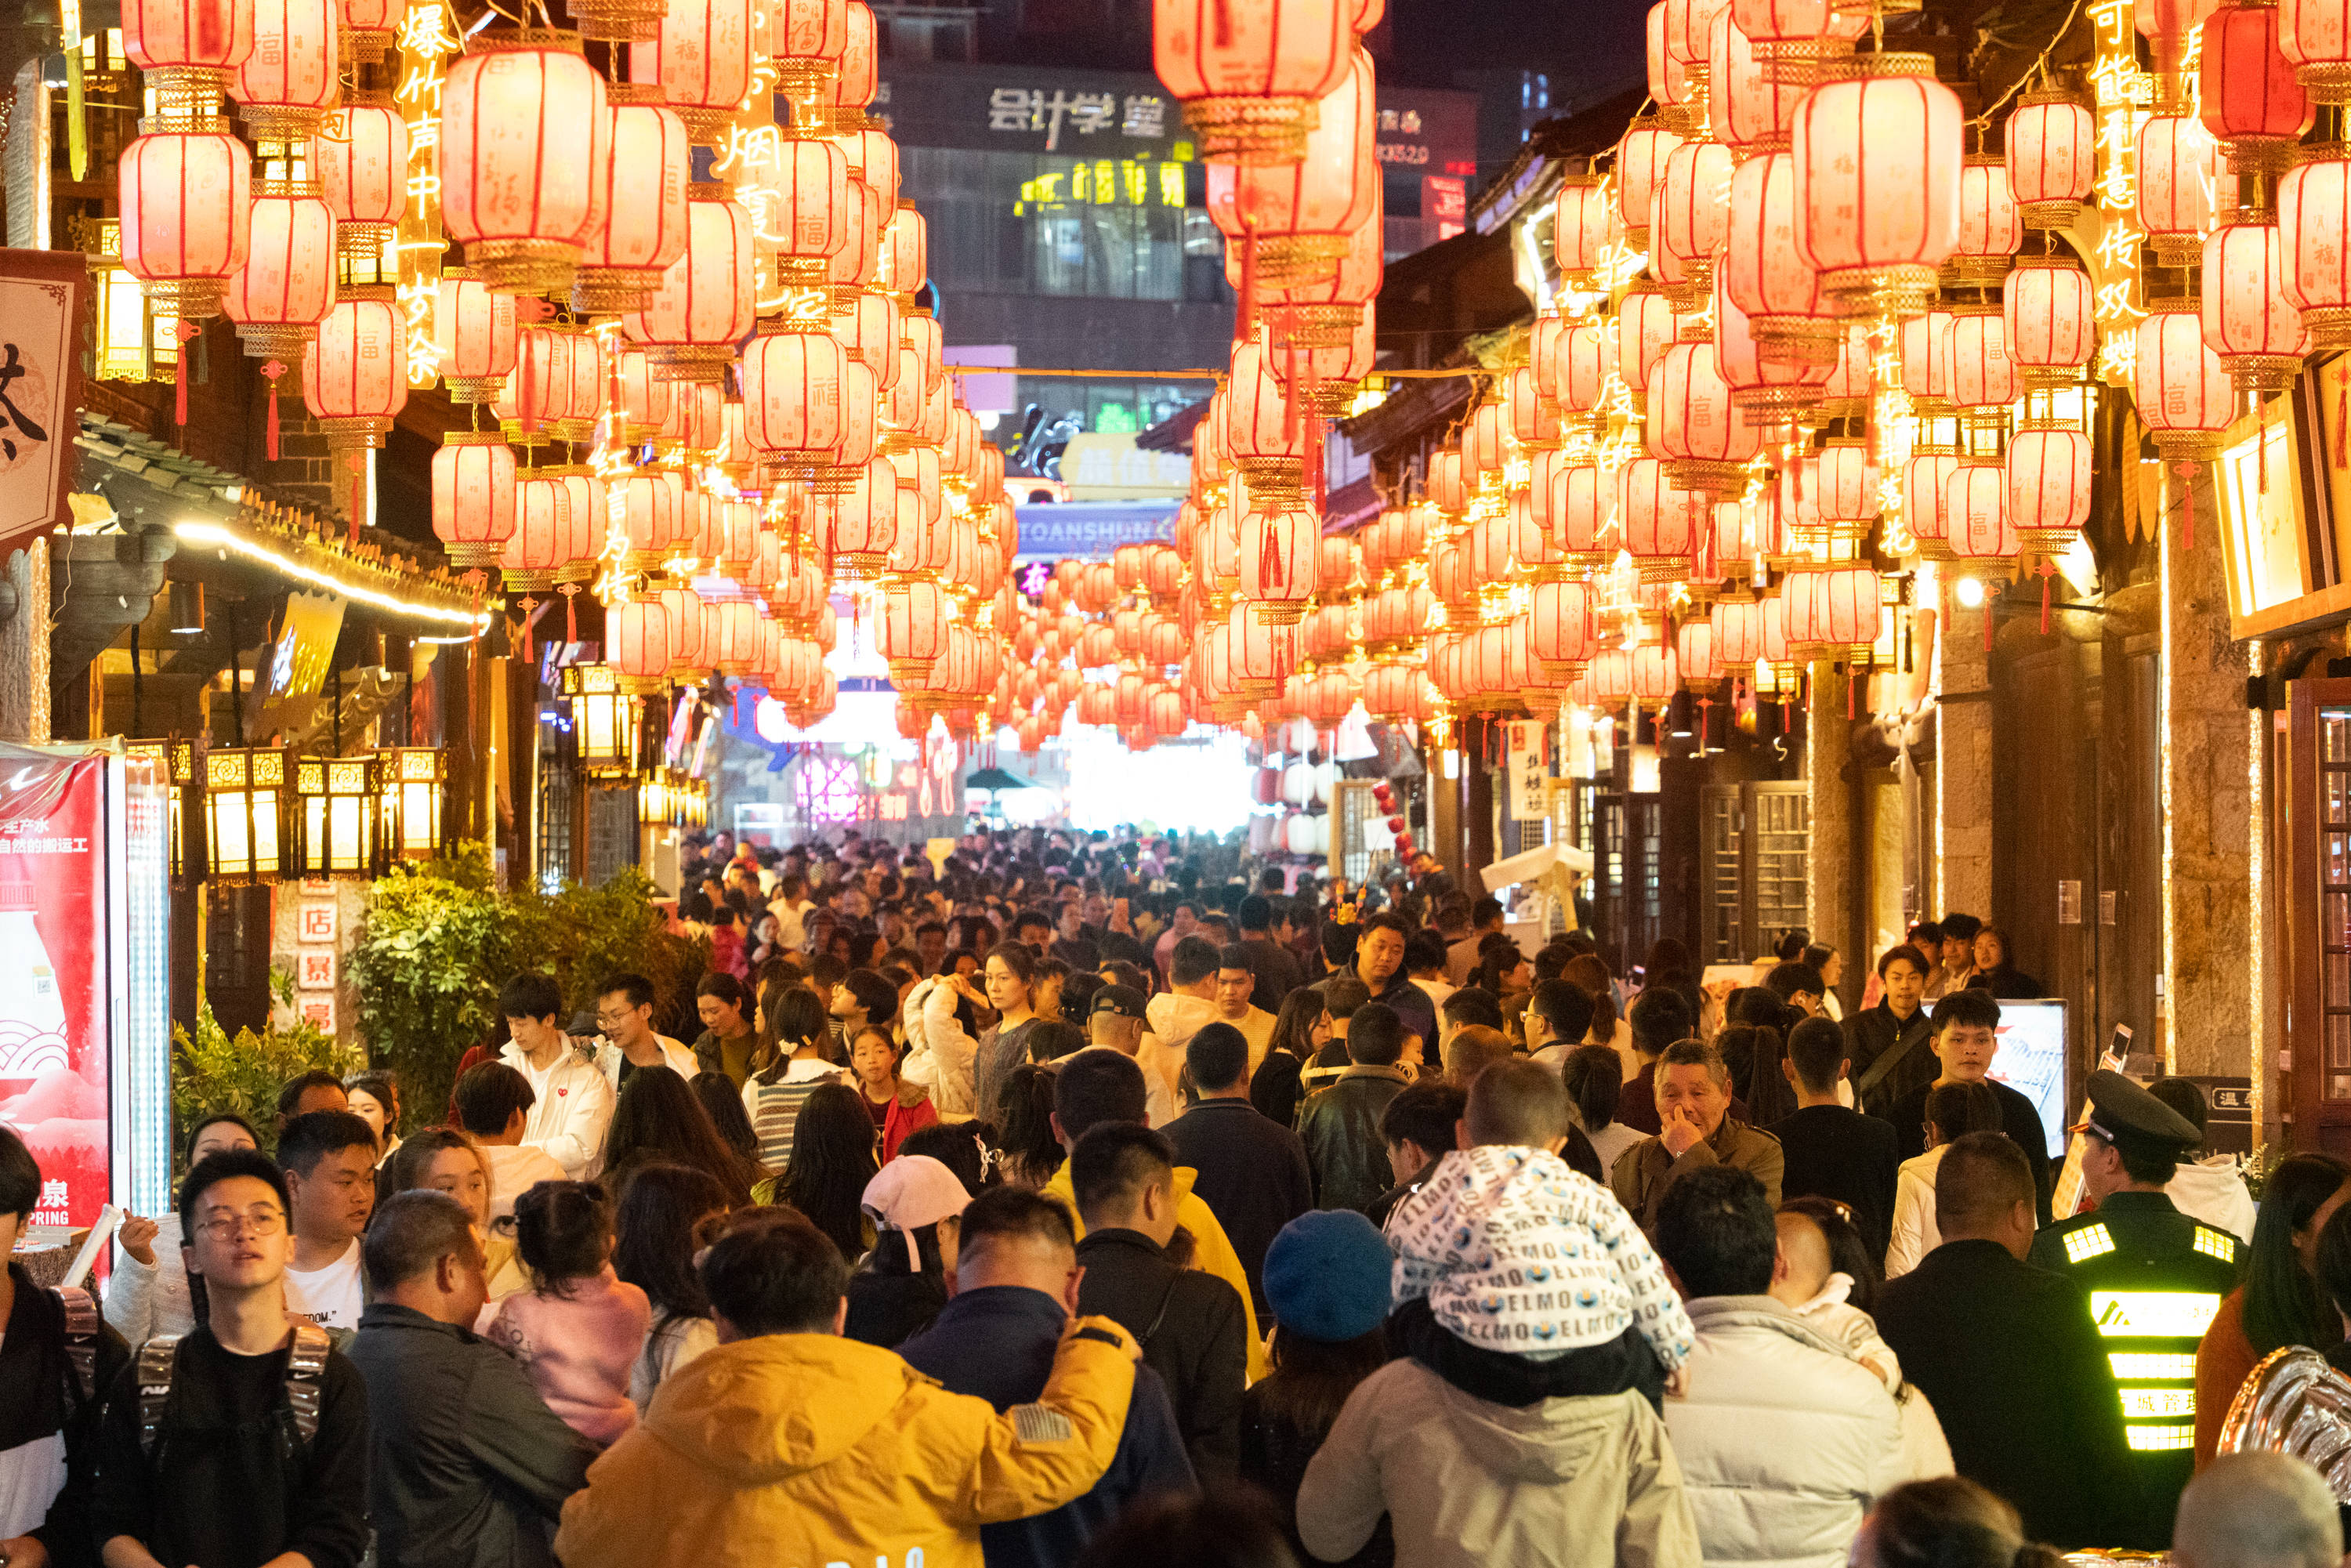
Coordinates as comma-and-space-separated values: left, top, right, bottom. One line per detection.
172, 971, 361, 1154
350, 843, 710, 1128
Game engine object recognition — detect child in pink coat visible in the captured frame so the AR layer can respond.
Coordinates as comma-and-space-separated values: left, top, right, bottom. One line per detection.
484, 1179, 651, 1447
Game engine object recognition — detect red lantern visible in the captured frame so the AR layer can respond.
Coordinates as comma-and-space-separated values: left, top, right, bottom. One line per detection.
2280, 147, 2351, 346
2284, 0, 2351, 98
1900, 306, 1955, 405
1620, 458, 1701, 581
1791, 53, 1962, 314
1617, 283, 1679, 403
631, 0, 755, 143
1657, 136, 1737, 306
622, 185, 755, 382
1905, 443, 1962, 560
1616, 115, 1683, 245
1648, 342, 1762, 496
1943, 460, 2018, 567
2007, 423, 2093, 552
1152, 0, 1353, 163
1715, 273, 1831, 422
824, 458, 900, 578
1945, 305, 2018, 411
2203, 0, 2313, 171
2004, 88, 2095, 230
1552, 171, 1617, 287
1781, 565, 1881, 659
431, 431, 517, 570
123, 0, 255, 90
303, 289, 407, 449
2135, 299, 2238, 461
1712, 595, 1766, 668
442, 34, 608, 293
502, 471, 569, 593
1726, 150, 1837, 367
2002, 254, 2095, 384
2138, 115, 2224, 268
878, 578, 948, 675
1205, 48, 1376, 284
228, 0, 339, 142
610, 598, 671, 695
1949, 152, 2022, 287
434, 270, 517, 404
119, 126, 251, 318
761, 134, 853, 284
312, 96, 406, 259
2203, 214, 2309, 388
573, 86, 693, 313
222, 185, 335, 360
1709, 9, 1803, 154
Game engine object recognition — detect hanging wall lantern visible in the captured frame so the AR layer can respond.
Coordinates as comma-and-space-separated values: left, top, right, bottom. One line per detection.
441, 32, 609, 294
1791, 52, 1962, 317
292, 753, 385, 878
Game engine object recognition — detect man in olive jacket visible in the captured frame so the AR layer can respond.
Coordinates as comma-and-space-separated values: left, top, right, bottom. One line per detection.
347, 1192, 599, 1568
1295, 1001, 1417, 1217
1611, 1040, 1785, 1233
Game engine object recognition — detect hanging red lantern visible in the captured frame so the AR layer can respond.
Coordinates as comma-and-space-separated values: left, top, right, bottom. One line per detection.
222, 183, 335, 360
573, 85, 693, 313
1900, 306, 1956, 406
1943, 460, 2018, 567
2135, 299, 2238, 462
1948, 152, 2022, 288
1781, 565, 1881, 659
2002, 254, 2095, 383
1905, 440, 1962, 561
1715, 273, 1831, 423
1712, 595, 1766, 668
119, 125, 252, 319
434, 270, 517, 404
823, 457, 900, 578
1620, 458, 1701, 581
502, 471, 569, 594
1205, 47, 1376, 285
1709, 9, 1804, 154
1657, 136, 1738, 308
312, 96, 406, 260
2007, 423, 2093, 552
2203, 213, 2309, 388
303, 288, 408, 449
442, 34, 609, 294
2280, 147, 2351, 345
1945, 305, 2019, 411
1240, 503, 1321, 623
1648, 342, 1763, 497
2004, 88, 2095, 230
610, 599, 671, 695
762, 134, 853, 284
228, 0, 339, 142
2203, 0, 2313, 172
2138, 115, 2224, 268
123, 0, 255, 92
1152, 0, 1353, 163
1617, 283, 1679, 406
431, 430, 517, 570
1725, 149, 1837, 367
631, 0, 754, 144
1791, 53, 1962, 315
2284, 0, 2351, 98
1552, 171, 1617, 288
1616, 115, 1683, 247
622, 185, 754, 382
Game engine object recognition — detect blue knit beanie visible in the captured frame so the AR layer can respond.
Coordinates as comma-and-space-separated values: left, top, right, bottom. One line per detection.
1263, 1209, 1393, 1343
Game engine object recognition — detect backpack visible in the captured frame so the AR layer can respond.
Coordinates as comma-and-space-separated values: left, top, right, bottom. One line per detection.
135, 1320, 331, 1462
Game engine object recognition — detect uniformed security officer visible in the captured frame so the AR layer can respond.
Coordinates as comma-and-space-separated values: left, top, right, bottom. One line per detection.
2028, 1069, 2242, 1549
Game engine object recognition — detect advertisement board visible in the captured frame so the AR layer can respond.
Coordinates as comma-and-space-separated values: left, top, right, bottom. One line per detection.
1989, 998, 2071, 1157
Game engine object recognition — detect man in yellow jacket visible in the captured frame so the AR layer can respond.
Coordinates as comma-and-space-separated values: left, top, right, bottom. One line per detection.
1042, 1046, 1271, 1380
555, 1209, 1139, 1568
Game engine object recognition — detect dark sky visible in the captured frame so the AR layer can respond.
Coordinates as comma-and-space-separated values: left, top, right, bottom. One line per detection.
1382, 0, 1644, 105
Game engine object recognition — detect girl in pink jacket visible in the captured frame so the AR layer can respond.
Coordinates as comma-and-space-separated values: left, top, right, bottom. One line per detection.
485, 1180, 652, 1446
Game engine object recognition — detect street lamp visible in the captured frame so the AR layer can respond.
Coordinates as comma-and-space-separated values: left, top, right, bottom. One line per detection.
293, 753, 387, 877
203, 747, 291, 882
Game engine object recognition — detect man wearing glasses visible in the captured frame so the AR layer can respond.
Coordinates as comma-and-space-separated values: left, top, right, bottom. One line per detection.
90, 1147, 370, 1568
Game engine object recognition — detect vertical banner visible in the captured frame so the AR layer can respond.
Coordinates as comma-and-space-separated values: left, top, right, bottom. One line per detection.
1504, 719, 1549, 824
0, 248, 89, 552
0, 755, 109, 1228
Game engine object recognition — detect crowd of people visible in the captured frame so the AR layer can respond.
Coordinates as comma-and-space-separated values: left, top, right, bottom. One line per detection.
0, 822, 2334, 1568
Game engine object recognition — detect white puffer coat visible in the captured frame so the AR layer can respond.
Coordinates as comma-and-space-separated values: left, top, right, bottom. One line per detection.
1662, 1295, 1909, 1568
900, 976, 976, 1116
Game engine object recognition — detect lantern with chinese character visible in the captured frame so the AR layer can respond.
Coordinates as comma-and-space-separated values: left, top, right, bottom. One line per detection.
2139, 115, 2223, 267
432, 429, 516, 569
1237, 503, 1319, 625
2203, 212, 2310, 387
2204, 0, 2313, 172
1945, 304, 2019, 411
1657, 136, 1737, 309
1616, 114, 1683, 248
2284, 0, 2351, 99
609, 597, 671, 696
2007, 422, 2093, 552
222, 181, 335, 361
229, 0, 339, 142
622, 185, 755, 382
1205, 48, 1376, 284
123, 0, 255, 99
1710, 9, 1805, 155
573, 85, 693, 313
2136, 298, 2238, 461
763, 133, 853, 285
120, 121, 252, 317
1649, 342, 1763, 498
630, 0, 754, 144
1949, 151, 2022, 286
1715, 273, 1831, 422
1552, 169, 1617, 288
1621, 458, 1701, 581
1153, 0, 1354, 163
1617, 282, 1679, 407
304, 288, 407, 448
1791, 53, 1962, 315
1726, 149, 1838, 366
2002, 253, 2095, 383
742, 326, 848, 471
773, 0, 852, 95
1943, 458, 2018, 570
434, 270, 517, 404
502, 469, 570, 592
824, 457, 899, 577
2280, 145, 2351, 345
2005, 88, 2095, 230
441, 33, 608, 293
313, 95, 406, 262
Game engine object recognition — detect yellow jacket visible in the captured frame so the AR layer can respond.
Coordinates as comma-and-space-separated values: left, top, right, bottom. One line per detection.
1040, 1161, 1270, 1381
554, 1317, 1139, 1568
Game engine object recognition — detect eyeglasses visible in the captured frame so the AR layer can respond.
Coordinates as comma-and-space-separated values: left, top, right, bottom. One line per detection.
198, 1210, 286, 1239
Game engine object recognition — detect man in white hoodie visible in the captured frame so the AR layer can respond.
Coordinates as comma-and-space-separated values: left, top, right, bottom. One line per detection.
495, 972, 614, 1179
1141, 936, 1221, 1112
1651, 1164, 1908, 1568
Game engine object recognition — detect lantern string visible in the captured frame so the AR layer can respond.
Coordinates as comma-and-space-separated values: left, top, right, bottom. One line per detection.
2175, 458, 2197, 552
2038, 557, 2056, 636
349, 452, 364, 545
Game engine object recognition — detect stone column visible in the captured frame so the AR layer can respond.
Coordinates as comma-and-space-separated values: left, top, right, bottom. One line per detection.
0, 542, 50, 743
1936, 585, 1995, 922
2161, 474, 2252, 1077
1807, 658, 1854, 998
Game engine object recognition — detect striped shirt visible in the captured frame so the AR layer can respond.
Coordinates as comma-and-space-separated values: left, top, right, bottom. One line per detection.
741, 1058, 844, 1171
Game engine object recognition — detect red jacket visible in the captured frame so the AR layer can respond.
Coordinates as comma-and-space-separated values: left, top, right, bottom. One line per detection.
875, 1081, 939, 1162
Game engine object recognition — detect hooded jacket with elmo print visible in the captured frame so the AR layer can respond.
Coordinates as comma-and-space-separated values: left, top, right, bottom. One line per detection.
552, 1315, 1140, 1568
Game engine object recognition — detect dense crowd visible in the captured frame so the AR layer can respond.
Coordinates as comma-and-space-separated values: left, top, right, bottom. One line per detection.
0, 824, 2338, 1568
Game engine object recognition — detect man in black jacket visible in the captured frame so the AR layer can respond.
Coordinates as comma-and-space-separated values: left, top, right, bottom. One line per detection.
1767, 1016, 1900, 1262
1161, 1023, 1311, 1316
1874, 1132, 2139, 1550
1070, 1122, 1248, 1486
1235, 894, 1306, 1016
347, 1191, 597, 1568
1295, 1001, 1416, 1215
1845, 943, 1936, 1121
1885, 989, 2054, 1223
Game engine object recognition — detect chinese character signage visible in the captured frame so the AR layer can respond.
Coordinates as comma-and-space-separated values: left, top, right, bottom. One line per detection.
0, 756, 109, 1229
0, 249, 88, 556
874, 63, 1186, 156
1505, 721, 1549, 823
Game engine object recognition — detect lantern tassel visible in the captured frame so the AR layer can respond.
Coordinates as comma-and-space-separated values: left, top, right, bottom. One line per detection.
2176, 459, 2197, 552
2337, 382, 2347, 469
1261, 516, 1285, 588
349, 454, 364, 544
174, 321, 199, 427
562, 583, 580, 644
266, 383, 281, 462
1697, 696, 1710, 749
1846, 668, 1856, 721
1283, 339, 1300, 444
518, 596, 538, 662
2040, 561, 2052, 636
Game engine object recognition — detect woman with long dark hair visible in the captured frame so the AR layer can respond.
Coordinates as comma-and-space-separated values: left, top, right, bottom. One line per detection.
741, 981, 842, 1172
1249, 988, 1332, 1128
611, 1161, 730, 1407
1967, 927, 2044, 1001
970, 940, 1044, 1120
600, 1064, 755, 1208
764, 1082, 880, 1262
991, 1063, 1064, 1190
690, 1070, 766, 1175
2193, 1152, 2351, 1466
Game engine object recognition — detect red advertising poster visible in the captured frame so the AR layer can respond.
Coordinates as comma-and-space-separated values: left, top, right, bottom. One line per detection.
0, 757, 108, 1228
